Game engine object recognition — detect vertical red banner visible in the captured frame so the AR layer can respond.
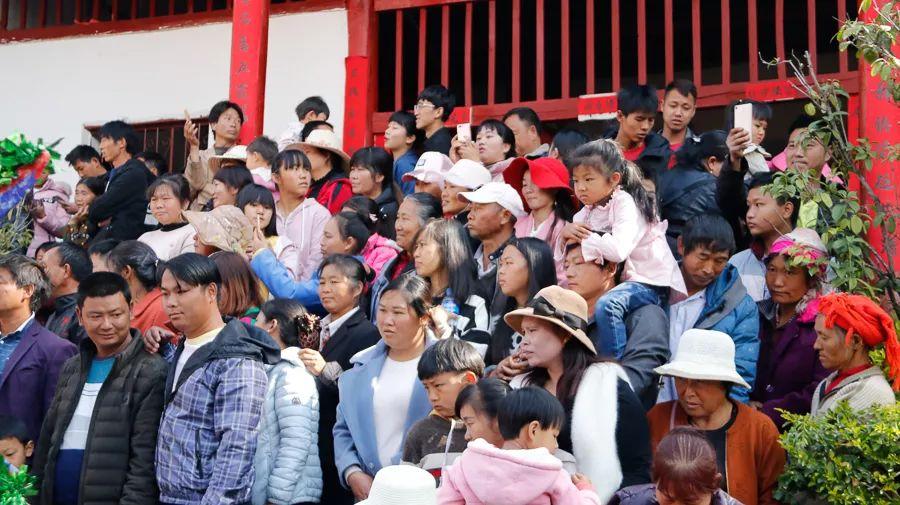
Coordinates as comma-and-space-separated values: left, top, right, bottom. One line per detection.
859, 1, 900, 269
229, 0, 269, 144
343, 56, 370, 154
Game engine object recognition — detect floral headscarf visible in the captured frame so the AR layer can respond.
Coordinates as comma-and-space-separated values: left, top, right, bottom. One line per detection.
765, 228, 831, 323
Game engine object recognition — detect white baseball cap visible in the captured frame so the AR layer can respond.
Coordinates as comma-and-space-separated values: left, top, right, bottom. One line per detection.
444, 159, 492, 190
401, 152, 453, 188
458, 182, 527, 218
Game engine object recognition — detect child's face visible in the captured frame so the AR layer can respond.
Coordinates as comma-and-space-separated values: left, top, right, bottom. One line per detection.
617, 110, 655, 145
572, 165, 619, 206
421, 372, 474, 418
752, 119, 768, 145
0, 437, 32, 469
519, 421, 560, 453
243, 202, 273, 231
460, 404, 503, 446
273, 165, 312, 198
246, 151, 267, 170
746, 186, 792, 238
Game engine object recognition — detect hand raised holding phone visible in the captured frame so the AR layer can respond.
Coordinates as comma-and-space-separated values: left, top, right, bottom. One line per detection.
183, 109, 200, 148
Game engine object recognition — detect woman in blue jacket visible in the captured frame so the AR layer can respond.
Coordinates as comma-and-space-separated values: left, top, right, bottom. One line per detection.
252, 299, 323, 505
333, 275, 439, 502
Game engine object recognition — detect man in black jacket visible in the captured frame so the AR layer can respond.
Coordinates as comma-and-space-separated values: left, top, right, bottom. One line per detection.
39, 242, 92, 345
89, 121, 153, 241
33, 272, 167, 505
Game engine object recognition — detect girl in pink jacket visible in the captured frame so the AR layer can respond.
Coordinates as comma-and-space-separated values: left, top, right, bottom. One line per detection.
438, 387, 600, 505
562, 139, 685, 360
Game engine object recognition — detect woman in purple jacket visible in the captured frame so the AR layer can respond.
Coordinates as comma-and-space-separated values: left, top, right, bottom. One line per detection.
750, 228, 830, 431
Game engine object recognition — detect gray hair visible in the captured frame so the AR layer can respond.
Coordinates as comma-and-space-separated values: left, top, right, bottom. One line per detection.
0, 254, 51, 312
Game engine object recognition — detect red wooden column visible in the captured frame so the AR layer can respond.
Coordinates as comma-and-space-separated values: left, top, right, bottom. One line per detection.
858, 0, 900, 268
343, 0, 377, 154
229, 0, 269, 143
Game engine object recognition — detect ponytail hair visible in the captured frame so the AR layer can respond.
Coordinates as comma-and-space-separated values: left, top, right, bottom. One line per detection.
106, 240, 160, 291
259, 298, 321, 349
332, 212, 372, 255
380, 274, 433, 320
570, 139, 657, 223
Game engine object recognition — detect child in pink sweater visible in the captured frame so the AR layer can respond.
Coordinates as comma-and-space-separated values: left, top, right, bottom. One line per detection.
562, 139, 685, 360
438, 387, 599, 505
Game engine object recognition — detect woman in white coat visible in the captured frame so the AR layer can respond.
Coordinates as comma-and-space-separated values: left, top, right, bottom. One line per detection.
503, 285, 652, 504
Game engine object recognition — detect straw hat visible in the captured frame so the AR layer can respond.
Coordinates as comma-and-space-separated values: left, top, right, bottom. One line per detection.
358, 465, 437, 505
182, 205, 253, 254
208, 145, 248, 172
653, 329, 751, 389
285, 129, 350, 171
504, 285, 596, 354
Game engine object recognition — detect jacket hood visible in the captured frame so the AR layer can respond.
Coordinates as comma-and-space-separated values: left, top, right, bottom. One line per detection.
699, 264, 748, 327
36, 178, 72, 198
453, 439, 564, 504
209, 317, 281, 365
365, 233, 402, 252
278, 346, 305, 367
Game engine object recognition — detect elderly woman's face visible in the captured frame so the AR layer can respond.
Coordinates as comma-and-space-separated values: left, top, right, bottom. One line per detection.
765, 254, 811, 306
518, 316, 566, 368
674, 377, 728, 419
395, 198, 424, 252
813, 314, 861, 372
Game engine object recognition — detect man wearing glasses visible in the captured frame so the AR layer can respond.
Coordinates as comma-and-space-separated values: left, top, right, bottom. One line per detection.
414, 85, 456, 156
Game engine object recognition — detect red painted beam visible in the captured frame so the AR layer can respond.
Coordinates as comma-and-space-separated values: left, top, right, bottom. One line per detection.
344, 0, 377, 153
664, 0, 673, 84
748, 0, 758, 81
561, 0, 570, 98
228, 0, 269, 143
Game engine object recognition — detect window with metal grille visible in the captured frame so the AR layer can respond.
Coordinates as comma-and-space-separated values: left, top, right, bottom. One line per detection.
86, 117, 210, 175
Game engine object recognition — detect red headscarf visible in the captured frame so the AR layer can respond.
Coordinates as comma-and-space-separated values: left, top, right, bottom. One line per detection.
818, 292, 900, 391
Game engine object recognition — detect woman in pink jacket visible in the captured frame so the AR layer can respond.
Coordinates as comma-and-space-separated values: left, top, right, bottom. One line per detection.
341, 196, 400, 278
439, 387, 600, 505
28, 179, 71, 256
503, 157, 577, 285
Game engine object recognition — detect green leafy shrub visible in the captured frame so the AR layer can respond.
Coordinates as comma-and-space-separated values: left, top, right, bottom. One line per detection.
0, 465, 37, 505
775, 402, 900, 505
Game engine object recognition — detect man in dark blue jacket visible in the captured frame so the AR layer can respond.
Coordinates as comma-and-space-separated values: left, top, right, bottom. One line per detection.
0, 255, 77, 443
89, 120, 153, 241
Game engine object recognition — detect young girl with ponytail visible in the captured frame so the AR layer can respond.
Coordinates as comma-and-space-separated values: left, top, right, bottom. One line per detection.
562, 139, 686, 360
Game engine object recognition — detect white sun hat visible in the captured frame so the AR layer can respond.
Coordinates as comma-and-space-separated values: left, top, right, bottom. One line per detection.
653, 329, 751, 389
358, 465, 437, 505
444, 159, 492, 190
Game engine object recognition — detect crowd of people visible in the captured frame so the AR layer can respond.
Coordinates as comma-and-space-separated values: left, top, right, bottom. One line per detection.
3, 81, 898, 505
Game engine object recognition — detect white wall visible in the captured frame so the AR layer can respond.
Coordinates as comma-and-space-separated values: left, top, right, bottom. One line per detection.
0, 9, 348, 189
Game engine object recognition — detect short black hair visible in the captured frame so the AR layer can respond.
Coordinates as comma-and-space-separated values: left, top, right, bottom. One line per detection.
159, 253, 221, 290
0, 255, 50, 312
417, 85, 456, 121
497, 386, 566, 441
147, 174, 191, 203
273, 149, 311, 174
476, 119, 516, 159
748, 172, 801, 227
681, 215, 736, 255
300, 120, 334, 142
788, 114, 818, 136
454, 378, 511, 419
332, 212, 372, 255
77, 176, 107, 197
76, 271, 132, 308
296, 96, 330, 121
417, 338, 485, 381
106, 241, 159, 291
503, 107, 543, 134
213, 165, 253, 191
751, 100, 773, 121
209, 100, 245, 124
349, 147, 393, 191
137, 151, 168, 175
0, 415, 31, 445
35, 241, 58, 258
617, 84, 659, 116
664, 79, 698, 101
98, 120, 141, 155
87, 239, 121, 258
247, 136, 279, 164
65, 145, 102, 166
318, 254, 371, 289
46, 242, 92, 283
551, 128, 590, 171
388, 110, 419, 138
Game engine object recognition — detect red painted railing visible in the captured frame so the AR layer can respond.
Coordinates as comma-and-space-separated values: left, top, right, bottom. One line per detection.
372, 0, 861, 131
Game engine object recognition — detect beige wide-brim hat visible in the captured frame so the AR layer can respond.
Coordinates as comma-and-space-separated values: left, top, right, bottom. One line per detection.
358, 465, 437, 505
285, 128, 350, 171
208, 145, 248, 172
653, 328, 751, 389
504, 285, 597, 355
182, 205, 253, 254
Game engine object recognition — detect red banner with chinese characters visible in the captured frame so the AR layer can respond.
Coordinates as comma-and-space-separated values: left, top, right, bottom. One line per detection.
343, 55, 370, 154
577, 93, 617, 121
744, 80, 805, 102
229, 0, 269, 144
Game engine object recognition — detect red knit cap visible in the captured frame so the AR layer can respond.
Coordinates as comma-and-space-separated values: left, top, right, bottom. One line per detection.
818, 292, 900, 391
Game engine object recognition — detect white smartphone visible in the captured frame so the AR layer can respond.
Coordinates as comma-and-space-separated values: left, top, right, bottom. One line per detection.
734, 102, 753, 135
457, 123, 472, 142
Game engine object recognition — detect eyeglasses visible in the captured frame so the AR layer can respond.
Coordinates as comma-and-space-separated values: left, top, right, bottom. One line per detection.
413, 103, 436, 112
